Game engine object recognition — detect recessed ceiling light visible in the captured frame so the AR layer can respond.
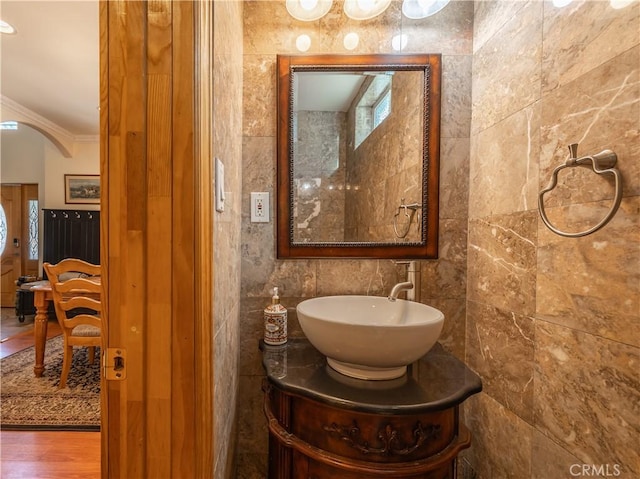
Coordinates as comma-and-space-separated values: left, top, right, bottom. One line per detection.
0, 20, 16, 35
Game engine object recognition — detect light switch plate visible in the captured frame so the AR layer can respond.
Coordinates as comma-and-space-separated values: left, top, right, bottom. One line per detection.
251, 192, 269, 223
215, 158, 225, 213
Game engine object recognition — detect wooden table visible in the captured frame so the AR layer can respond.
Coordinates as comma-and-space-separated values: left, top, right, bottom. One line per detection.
30, 279, 100, 377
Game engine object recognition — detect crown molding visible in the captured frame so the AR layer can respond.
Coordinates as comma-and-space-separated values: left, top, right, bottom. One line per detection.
1, 95, 77, 139
0, 95, 102, 157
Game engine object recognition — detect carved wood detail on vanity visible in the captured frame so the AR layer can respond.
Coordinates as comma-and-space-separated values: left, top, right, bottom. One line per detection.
291, 393, 455, 464
261, 340, 483, 479
322, 420, 442, 457
264, 381, 471, 478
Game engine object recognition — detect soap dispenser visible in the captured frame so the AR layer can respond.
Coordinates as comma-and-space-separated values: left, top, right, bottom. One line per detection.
264, 287, 288, 345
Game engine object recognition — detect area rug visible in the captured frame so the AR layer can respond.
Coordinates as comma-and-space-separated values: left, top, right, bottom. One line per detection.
0, 335, 100, 431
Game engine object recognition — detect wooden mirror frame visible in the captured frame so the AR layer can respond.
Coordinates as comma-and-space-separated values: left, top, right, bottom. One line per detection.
276, 54, 441, 259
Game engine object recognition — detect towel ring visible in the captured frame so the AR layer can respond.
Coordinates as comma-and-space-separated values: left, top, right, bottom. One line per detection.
538, 144, 623, 238
393, 199, 419, 239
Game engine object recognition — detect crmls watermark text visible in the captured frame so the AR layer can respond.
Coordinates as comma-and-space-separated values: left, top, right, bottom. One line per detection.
569, 464, 622, 477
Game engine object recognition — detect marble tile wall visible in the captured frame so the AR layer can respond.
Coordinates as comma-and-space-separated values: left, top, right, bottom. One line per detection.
466, 1, 639, 478
345, 69, 423, 243
238, 0, 473, 476
292, 110, 347, 242
212, 1, 244, 478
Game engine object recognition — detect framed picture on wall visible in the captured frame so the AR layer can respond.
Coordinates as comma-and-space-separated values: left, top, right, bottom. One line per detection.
64, 174, 100, 204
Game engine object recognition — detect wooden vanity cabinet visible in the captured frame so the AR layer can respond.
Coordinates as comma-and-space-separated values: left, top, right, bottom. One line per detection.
261, 340, 482, 479
265, 383, 471, 478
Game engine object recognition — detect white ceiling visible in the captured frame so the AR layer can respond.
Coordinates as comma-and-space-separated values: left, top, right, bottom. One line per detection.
295, 72, 366, 112
0, 0, 99, 136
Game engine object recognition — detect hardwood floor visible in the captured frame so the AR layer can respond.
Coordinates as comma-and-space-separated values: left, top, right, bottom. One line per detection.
0, 315, 61, 360
0, 431, 100, 479
0, 309, 101, 478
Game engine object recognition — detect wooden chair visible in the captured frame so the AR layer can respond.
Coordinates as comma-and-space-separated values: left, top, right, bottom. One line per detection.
43, 258, 101, 389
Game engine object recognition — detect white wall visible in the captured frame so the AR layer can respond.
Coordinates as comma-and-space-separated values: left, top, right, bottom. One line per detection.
1, 123, 99, 210
43, 140, 99, 210
0, 125, 46, 187
1, 123, 99, 273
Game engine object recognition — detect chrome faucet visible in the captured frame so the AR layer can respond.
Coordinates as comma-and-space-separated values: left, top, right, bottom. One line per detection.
388, 260, 420, 301
388, 281, 414, 301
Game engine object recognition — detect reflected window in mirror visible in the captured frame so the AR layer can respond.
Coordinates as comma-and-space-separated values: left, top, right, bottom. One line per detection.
277, 54, 441, 259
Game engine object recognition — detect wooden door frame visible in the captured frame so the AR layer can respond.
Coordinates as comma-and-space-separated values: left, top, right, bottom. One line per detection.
100, 1, 213, 477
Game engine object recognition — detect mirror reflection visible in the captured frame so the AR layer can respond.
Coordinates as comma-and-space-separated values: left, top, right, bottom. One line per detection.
292, 69, 424, 244
277, 54, 441, 259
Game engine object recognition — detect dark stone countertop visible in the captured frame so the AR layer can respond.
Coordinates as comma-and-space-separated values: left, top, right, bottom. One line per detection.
261, 338, 482, 415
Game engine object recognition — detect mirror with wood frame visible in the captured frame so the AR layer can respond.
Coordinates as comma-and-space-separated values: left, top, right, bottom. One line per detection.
276, 54, 441, 259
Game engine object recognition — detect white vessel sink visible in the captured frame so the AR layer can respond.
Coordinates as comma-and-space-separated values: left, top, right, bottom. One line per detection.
296, 295, 444, 380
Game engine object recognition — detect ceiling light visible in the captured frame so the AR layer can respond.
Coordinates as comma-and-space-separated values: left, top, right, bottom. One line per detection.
286, 0, 333, 21
344, 0, 392, 20
402, 0, 450, 19
0, 20, 16, 35
552, 0, 573, 7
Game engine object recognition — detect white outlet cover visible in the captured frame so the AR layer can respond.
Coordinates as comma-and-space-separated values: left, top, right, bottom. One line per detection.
251, 192, 269, 223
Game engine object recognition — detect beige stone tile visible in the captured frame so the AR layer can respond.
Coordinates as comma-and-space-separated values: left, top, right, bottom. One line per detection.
401, 0, 473, 55
215, 321, 238, 458
244, 0, 402, 55
536, 197, 640, 347
464, 392, 533, 478
243, 0, 292, 54
429, 297, 465, 360
421, 218, 467, 299
242, 136, 275, 216
534, 321, 640, 477
466, 300, 535, 422
531, 430, 585, 479
439, 138, 470, 221
467, 211, 537, 316
539, 46, 640, 203
236, 375, 269, 455
316, 259, 398, 296
471, 0, 542, 134
472, 0, 529, 54
241, 227, 318, 296
213, 3, 243, 475
215, 227, 242, 318
243, 54, 276, 138
441, 54, 472, 140
239, 298, 269, 375
469, 101, 541, 219
542, 0, 640, 94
